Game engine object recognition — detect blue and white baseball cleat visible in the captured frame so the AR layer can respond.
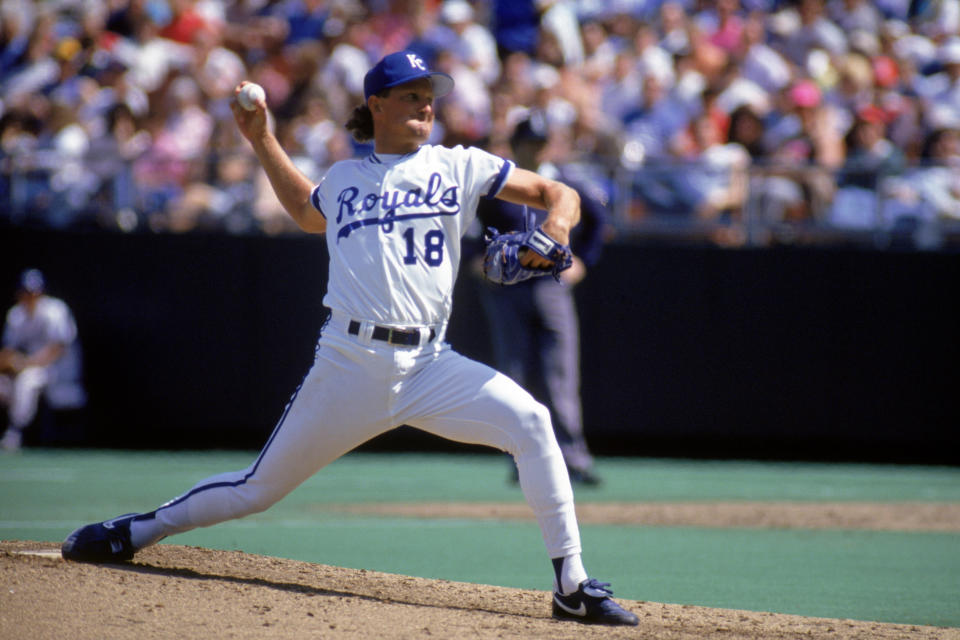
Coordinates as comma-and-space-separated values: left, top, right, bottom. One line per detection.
552, 578, 640, 626
62, 513, 139, 563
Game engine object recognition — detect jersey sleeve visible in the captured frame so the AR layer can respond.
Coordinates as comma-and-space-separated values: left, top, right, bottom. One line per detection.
456, 146, 513, 235
447, 145, 514, 198
462, 146, 514, 200
310, 180, 328, 219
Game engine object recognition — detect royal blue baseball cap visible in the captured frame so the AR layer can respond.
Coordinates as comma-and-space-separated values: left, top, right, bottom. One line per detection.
363, 51, 454, 101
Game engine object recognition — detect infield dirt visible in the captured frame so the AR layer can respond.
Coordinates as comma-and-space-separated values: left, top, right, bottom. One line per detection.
3, 503, 959, 640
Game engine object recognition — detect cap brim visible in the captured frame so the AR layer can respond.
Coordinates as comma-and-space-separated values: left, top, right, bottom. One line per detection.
385, 71, 455, 98
428, 72, 455, 98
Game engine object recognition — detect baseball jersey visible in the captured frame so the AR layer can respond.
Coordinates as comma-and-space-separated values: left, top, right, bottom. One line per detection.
3, 296, 77, 355
312, 144, 513, 326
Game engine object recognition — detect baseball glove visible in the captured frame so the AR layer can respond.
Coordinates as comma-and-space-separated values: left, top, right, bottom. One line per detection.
482, 225, 574, 285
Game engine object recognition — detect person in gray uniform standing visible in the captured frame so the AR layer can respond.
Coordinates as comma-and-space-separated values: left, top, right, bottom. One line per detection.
475, 117, 609, 486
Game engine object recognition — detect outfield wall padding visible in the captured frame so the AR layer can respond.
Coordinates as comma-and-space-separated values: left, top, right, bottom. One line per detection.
3, 227, 957, 463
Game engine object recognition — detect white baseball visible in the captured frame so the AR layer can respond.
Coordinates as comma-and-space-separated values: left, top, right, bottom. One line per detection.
238, 83, 265, 111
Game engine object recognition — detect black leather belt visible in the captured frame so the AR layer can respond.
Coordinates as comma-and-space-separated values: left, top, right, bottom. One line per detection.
348, 320, 436, 346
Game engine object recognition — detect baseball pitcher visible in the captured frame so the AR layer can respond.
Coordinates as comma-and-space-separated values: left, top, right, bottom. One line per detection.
61, 51, 637, 626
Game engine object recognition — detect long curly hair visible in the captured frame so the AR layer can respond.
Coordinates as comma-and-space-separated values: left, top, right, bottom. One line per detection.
345, 104, 374, 142
345, 88, 393, 142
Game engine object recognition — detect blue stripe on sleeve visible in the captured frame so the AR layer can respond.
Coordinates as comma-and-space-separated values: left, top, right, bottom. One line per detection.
310, 185, 326, 218
484, 159, 514, 199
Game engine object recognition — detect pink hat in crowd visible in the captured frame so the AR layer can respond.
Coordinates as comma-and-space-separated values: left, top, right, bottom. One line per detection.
788, 79, 821, 108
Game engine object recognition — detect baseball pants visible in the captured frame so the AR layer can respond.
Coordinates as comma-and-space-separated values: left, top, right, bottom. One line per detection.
0, 366, 51, 430
141, 310, 582, 559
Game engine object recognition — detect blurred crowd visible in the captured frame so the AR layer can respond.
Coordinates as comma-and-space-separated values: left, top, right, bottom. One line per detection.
2, 0, 960, 245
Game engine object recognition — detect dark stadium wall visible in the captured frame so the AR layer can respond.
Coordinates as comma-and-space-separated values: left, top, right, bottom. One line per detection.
3, 227, 958, 463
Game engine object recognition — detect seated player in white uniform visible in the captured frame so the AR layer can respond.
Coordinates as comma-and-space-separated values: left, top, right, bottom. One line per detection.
0, 269, 85, 451
61, 51, 638, 626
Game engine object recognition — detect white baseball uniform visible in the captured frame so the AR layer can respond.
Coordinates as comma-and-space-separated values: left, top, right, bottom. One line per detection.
1, 295, 81, 430
133, 144, 582, 562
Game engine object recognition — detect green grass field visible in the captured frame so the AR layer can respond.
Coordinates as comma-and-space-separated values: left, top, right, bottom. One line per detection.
2, 450, 958, 628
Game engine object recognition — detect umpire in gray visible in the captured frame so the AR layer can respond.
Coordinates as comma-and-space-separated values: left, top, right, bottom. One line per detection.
474, 116, 609, 486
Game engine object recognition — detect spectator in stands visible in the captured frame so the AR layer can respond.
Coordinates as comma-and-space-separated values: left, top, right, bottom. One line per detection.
538, 0, 585, 68
492, 0, 541, 59
737, 10, 791, 97
86, 102, 151, 231
432, 46, 493, 144
728, 103, 767, 159
441, 0, 501, 87
909, 0, 960, 38
2, 10, 58, 102
683, 110, 749, 213
762, 79, 845, 223
633, 20, 675, 90
136, 74, 214, 230
0, 269, 85, 452
318, 14, 375, 123
528, 63, 578, 134
829, 106, 906, 229
626, 72, 689, 161
3, 0, 960, 247
191, 23, 246, 105
0, 102, 45, 224
159, 0, 209, 45
697, 0, 746, 58
901, 127, 960, 222
497, 50, 537, 113
826, 52, 876, 135
579, 18, 616, 81
41, 100, 96, 229
727, 102, 811, 240
166, 144, 258, 234
924, 37, 960, 132
117, 9, 193, 96
563, 68, 624, 171
781, 0, 848, 66
827, 0, 883, 35
622, 72, 695, 219
599, 50, 644, 126
663, 109, 750, 245
0, 1, 34, 86
656, 2, 690, 56
280, 0, 331, 47
366, 0, 418, 57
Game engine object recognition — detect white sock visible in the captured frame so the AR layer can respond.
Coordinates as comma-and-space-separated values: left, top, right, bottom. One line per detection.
553, 554, 588, 595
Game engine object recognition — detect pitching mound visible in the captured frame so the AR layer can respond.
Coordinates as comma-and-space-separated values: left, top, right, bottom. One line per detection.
2, 541, 956, 639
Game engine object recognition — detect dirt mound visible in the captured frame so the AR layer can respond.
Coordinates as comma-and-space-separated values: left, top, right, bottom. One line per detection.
2, 541, 956, 639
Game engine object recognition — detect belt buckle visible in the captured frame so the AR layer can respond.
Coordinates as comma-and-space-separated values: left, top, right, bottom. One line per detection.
387, 327, 412, 346
372, 324, 432, 346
